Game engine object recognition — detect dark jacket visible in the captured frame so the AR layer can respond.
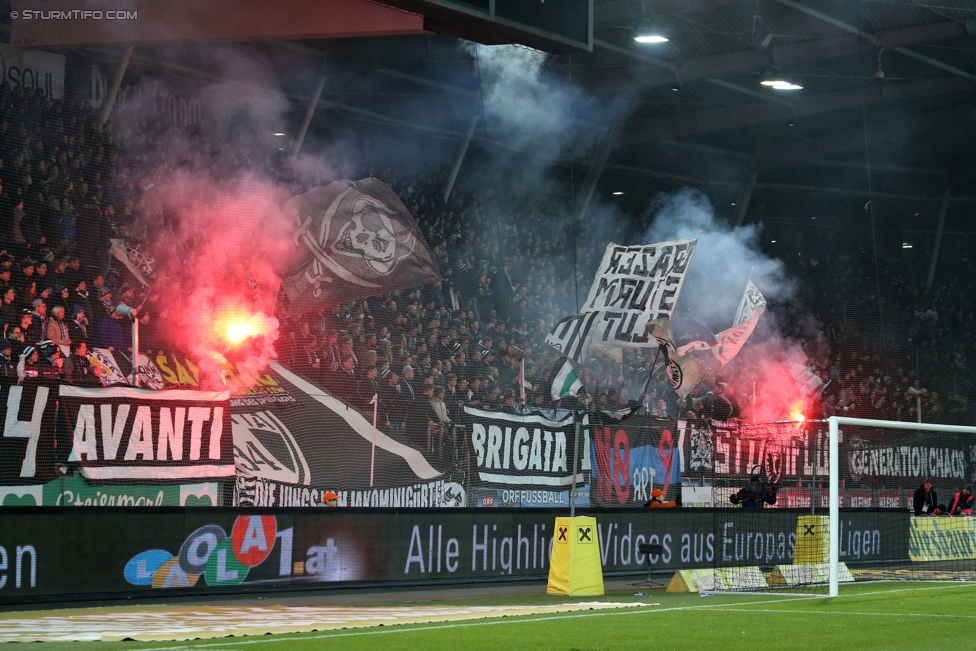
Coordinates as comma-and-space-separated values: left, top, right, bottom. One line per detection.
68, 352, 101, 385
913, 484, 940, 515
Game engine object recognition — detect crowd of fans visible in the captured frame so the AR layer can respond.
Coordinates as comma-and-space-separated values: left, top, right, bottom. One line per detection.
277, 165, 976, 436
0, 85, 152, 385
0, 81, 971, 435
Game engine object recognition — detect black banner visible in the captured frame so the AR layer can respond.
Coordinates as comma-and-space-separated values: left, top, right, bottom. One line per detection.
0, 379, 60, 486
279, 179, 441, 316
678, 420, 976, 498
588, 415, 682, 508
0, 508, 909, 602
59, 385, 234, 481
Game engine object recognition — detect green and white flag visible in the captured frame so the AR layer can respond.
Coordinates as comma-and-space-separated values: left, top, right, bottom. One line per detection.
550, 358, 582, 401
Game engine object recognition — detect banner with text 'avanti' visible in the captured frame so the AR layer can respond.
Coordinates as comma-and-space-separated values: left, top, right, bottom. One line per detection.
59, 385, 235, 481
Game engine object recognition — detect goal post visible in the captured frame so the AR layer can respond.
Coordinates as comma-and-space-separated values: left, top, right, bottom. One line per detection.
827, 416, 976, 597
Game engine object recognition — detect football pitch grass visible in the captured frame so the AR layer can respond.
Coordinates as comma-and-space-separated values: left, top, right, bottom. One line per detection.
6, 581, 976, 651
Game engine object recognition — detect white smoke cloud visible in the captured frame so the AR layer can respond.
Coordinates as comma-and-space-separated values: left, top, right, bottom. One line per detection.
643, 188, 793, 329
464, 43, 607, 161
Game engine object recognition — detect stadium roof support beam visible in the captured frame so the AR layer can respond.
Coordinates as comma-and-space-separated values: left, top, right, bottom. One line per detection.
752, 104, 968, 172
616, 76, 974, 146
586, 16, 974, 95
443, 115, 480, 203
732, 164, 759, 228
594, 0, 742, 27
592, 38, 794, 106
292, 67, 328, 161
97, 46, 133, 127
927, 187, 951, 290
572, 132, 613, 222
772, 0, 976, 84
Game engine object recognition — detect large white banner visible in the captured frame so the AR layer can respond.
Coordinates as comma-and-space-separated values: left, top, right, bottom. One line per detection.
0, 44, 64, 99
546, 239, 697, 363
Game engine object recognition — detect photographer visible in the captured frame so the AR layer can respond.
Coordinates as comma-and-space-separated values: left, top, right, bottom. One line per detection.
730, 473, 778, 508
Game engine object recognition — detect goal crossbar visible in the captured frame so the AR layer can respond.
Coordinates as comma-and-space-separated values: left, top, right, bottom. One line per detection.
827, 416, 976, 597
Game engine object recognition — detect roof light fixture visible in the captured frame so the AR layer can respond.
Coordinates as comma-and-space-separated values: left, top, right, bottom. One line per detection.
633, 15, 668, 44
635, 34, 668, 44
761, 67, 802, 90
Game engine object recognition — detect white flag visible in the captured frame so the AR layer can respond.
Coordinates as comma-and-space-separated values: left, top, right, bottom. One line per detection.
109, 239, 154, 286
707, 279, 767, 365
547, 238, 697, 365
88, 348, 128, 385
713, 307, 764, 365
545, 312, 599, 366
137, 353, 166, 389
644, 316, 703, 399
791, 362, 824, 397
733, 279, 766, 326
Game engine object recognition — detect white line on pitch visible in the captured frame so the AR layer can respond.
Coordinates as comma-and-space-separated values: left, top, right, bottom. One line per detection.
129, 596, 821, 650
709, 608, 976, 619
128, 583, 976, 650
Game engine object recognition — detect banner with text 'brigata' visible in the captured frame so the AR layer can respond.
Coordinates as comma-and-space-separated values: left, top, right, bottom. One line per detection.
461, 406, 589, 508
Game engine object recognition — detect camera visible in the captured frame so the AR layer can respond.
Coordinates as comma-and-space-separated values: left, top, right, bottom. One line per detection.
729, 469, 778, 508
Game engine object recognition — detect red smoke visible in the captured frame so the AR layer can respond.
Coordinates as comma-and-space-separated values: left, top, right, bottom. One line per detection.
137, 172, 296, 390
715, 337, 818, 425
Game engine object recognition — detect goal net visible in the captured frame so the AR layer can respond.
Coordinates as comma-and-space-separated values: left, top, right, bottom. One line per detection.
684, 416, 976, 596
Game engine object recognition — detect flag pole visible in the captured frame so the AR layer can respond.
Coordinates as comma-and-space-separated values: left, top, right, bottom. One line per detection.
369, 393, 378, 487
570, 413, 579, 519
640, 346, 662, 399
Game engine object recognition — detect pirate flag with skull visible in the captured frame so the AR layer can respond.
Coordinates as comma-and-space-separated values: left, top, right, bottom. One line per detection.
279, 178, 440, 314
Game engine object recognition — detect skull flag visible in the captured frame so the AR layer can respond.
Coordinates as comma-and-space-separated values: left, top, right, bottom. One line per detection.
279, 179, 440, 314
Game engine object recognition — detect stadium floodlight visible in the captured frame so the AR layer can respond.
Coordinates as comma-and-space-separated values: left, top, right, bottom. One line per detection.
633, 15, 668, 44
826, 417, 976, 598
634, 33, 668, 44
761, 67, 802, 90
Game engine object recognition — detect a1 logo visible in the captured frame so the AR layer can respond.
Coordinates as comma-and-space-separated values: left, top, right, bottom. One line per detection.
231, 515, 277, 566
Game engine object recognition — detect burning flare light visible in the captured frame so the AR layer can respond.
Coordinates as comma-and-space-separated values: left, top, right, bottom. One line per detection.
226, 321, 258, 344
213, 310, 277, 348
789, 401, 806, 424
